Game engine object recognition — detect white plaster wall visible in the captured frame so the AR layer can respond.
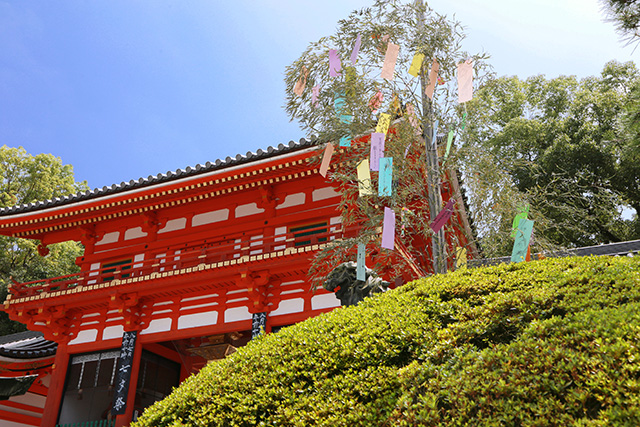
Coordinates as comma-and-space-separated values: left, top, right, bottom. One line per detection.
192, 209, 229, 226
159, 218, 187, 233
69, 329, 98, 345
311, 293, 341, 310
224, 306, 251, 323
102, 325, 124, 340
312, 186, 339, 201
277, 193, 305, 209
95, 232, 119, 245
141, 318, 172, 335
235, 202, 264, 218
270, 298, 304, 316
177, 311, 218, 329
124, 227, 147, 240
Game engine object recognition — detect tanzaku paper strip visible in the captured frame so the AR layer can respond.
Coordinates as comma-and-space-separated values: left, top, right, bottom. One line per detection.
381, 207, 396, 249
319, 143, 334, 178
370, 132, 385, 172
381, 43, 400, 80
357, 159, 374, 197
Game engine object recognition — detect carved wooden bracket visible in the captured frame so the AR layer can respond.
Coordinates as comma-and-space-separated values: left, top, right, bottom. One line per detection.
109, 292, 151, 331
257, 185, 278, 216
237, 269, 271, 313
141, 211, 166, 235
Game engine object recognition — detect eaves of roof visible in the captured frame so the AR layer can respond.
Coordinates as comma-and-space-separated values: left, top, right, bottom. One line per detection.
0, 138, 317, 218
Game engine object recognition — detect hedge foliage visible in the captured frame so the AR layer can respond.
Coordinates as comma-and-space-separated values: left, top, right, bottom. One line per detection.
134, 256, 640, 426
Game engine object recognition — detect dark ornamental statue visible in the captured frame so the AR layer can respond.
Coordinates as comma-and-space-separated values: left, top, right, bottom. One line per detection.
323, 261, 390, 306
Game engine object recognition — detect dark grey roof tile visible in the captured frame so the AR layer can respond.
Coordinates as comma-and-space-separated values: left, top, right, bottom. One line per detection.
0, 138, 316, 216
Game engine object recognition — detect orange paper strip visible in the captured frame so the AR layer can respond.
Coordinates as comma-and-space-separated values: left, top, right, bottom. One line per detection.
425, 59, 440, 100
293, 66, 309, 97
319, 143, 334, 177
381, 43, 400, 80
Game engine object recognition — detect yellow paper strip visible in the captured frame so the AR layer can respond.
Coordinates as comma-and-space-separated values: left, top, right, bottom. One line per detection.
376, 113, 392, 135
425, 58, 440, 100
381, 43, 400, 80
408, 53, 425, 77
456, 246, 467, 269
357, 159, 373, 196
319, 143, 334, 177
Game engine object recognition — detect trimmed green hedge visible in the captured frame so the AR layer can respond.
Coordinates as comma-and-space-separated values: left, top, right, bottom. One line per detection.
135, 256, 640, 426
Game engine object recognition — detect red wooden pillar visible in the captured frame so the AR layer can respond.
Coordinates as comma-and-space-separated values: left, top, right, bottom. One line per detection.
115, 332, 143, 427
41, 342, 69, 427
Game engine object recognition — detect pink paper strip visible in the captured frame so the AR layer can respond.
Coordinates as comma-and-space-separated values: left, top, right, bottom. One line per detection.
406, 103, 421, 135
319, 143, 334, 177
430, 199, 456, 233
350, 34, 362, 65
312, 86, 320, 107
425, 59, 440, 100
381, 43, 400, 80
457, 60, 473, 103
369, 91, 383, 114
382, 207, 395, 250
370, 132, 385, 171
329, 49, 342, 77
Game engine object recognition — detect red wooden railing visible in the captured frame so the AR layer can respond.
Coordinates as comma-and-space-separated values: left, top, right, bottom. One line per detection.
9, 223, 357, 300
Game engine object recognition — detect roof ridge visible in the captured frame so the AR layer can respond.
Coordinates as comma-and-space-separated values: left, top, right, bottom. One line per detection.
0, 138, 317, 217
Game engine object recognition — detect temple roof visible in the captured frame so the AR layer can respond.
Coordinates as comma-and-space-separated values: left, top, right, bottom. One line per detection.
0, 138, 316, 217
0, 331, 57, 360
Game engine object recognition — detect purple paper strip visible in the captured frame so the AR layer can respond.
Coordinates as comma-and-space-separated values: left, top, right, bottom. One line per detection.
329, 49, 342, 77
370, 132, 385, 171
382, 207, 395, 250
351, 34, 362, 65
430, 199, 456, 233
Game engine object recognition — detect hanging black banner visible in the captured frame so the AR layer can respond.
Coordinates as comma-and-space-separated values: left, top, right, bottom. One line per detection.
111, 330, 137, 415
251, 312, 267, 339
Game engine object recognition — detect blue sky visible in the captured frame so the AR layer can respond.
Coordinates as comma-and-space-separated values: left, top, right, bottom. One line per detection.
0, 0, 637, 190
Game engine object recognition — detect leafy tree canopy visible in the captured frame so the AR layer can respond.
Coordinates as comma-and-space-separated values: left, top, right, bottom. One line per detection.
0, 146, 88, 336
462, 61, 640, 253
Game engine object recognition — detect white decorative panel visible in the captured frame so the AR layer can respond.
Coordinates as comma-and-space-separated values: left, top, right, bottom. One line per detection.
312, 187, 339, 202
141, 318, 172, 335
235, 203, 264, 218
270, 298, 304, 316
159, 218, 187, 233
96, 232, 119, 246
277, 193, 305, 209
311, 293, 341, 310
124, 227, 147, 240
192, 209, 229, 226
69, 329, 98, 345
177, 311, 218, 329
102, 325, 124, 340
224, 306, 252, 323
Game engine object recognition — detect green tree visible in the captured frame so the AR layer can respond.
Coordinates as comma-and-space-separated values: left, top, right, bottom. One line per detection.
0, 146, 88, 336
602, 0, 640, 45
284, 0, 491, 280
462, 61, 640, 253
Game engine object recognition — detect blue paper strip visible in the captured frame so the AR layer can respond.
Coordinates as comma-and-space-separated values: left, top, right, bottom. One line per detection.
378, 157, 393, 196
432, 120, 439, 147
510, 218, 534, 263
339, 135, 351, 147
356, 243, 366, 281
